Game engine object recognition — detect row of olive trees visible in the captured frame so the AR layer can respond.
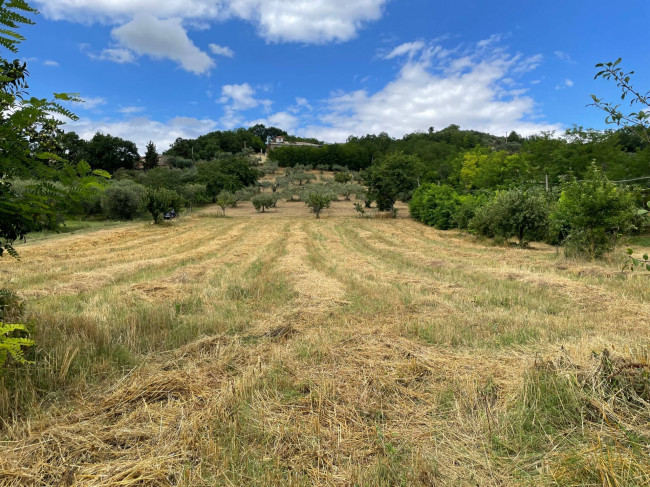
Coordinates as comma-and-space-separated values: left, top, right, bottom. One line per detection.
410, 165, 643, 259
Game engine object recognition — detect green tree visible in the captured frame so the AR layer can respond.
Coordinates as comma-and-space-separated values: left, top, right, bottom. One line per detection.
304, 192, 332, 219
84, 133, 139, 173
251, 193, 276, 213
181, 183, 208, 211
145, 187, 181, 224
364, 152, 424, 211
550, 165, 637, 259
470, 188, 550, 246
143, 141, 159, 170
0, 0, 79, 257
215, 190, 236, 216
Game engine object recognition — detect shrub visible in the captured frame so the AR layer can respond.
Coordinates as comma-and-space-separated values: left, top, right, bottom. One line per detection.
410, 184, 487, 230
454, 193, 489, 229
145, 187, 182, 224
550, 165, 637, 259
251, 193, 277, 213
470, 188, 550, 246
101, 180, 146, 220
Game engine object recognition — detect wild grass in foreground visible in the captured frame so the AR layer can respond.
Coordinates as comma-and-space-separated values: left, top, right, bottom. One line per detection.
0, 209, 649, 485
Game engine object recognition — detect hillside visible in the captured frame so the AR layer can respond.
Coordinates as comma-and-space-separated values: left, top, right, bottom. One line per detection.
1, 204, 650, 485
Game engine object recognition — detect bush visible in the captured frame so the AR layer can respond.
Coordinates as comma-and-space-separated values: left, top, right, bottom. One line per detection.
550, 165, 637, 258
251, 193, 277, 213
410, 184, 487, 230
101, 180, 146, 220
470, 188, 550, 246
454, 193, 489, 229
417, 185, 460, 230
145, 187, 182, 224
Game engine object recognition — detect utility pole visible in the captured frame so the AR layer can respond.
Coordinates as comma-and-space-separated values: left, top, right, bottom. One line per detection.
545, 174, 549, 192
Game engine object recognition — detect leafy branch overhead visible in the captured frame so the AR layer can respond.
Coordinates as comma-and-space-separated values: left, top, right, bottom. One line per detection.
590, 58, 650, 142
0, 0, 85, 258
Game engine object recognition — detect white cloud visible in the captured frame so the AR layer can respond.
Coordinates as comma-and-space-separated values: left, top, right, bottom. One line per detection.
555, 78, 574, 90
43, 60, 60, 67
34, 0, 224, 24
35, 0, 388, 44
73, 96, 107, 110
219, 83, 271, 111
68, 116, 219, 154
383, 41, 425, 60
227, 0, 388, 43
118, 106, 146, 114
87, 47, 136, 64
218, 83, 272, 128
298, 41, 561, 142
209, 43, 234, 57
111, 15, 214, 74
249, 111, 300, 133
554, 50, 575, 64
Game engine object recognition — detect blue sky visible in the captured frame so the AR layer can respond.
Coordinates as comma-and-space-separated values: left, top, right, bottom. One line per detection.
19, 0, 650, 152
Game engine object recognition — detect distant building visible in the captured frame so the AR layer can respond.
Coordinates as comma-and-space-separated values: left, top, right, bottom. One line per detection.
266, 135, 323, 152
134, 154, 172, 170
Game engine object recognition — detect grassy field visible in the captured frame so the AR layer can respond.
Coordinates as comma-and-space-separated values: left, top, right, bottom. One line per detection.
1, 201, 650, 486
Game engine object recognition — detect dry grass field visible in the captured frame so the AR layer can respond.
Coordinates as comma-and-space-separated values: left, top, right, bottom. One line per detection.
1, 200, 650, 486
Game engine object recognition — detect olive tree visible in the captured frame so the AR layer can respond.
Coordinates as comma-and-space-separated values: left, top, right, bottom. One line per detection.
215, 191, 236, 216
251, 193, 276, 213
145, 187, 181, 224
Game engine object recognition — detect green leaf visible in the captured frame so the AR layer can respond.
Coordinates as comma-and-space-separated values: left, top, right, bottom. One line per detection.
627, 248, 634, 255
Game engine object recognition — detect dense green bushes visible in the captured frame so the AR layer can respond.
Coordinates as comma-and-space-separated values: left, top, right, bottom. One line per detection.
470, 189, 550, 246
411, 166, 641, 258
101, 180, 146, 220
410, 185, 487, 230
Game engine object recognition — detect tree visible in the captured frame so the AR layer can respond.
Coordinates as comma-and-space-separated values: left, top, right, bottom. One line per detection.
145, 187, 181, 224
0, 0, 79, 257
85, 133, 139, 173
550, 165, 637, 259
181, 183, 208, 211
470, 189, 550, 246
334, 171, 353, 184
251, 193, 276, 213
143, 141, 159, 170
304, 192, 332, 219
215, 191, 236, 216
364, 152, 424, 211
